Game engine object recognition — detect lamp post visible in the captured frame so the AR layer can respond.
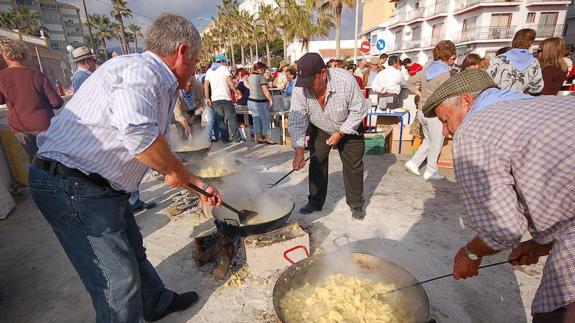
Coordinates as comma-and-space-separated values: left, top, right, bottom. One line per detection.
66, 45, 76, 75
353, 0, 363, 64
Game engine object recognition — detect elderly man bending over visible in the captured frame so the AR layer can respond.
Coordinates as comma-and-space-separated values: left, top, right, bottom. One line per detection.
423, 69, 574, 322
29, 13, 222, 322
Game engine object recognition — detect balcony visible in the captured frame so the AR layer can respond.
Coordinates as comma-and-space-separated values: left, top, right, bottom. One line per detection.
526, 0, 571, 5
405, 39, 422, 50
454, 0, 520, 15
425, 2, 449, 18
530, 24, 565, 38
457, 26, 516, 43
421, 35, 445, 48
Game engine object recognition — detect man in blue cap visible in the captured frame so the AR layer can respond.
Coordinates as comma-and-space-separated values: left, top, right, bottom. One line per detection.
203, 55, 242, 142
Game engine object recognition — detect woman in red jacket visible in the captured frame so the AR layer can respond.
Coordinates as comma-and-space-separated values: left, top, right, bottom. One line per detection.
0, 36, 63, 160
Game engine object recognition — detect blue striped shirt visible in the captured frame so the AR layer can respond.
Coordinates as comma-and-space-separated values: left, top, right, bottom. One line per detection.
37, 51, 179, 192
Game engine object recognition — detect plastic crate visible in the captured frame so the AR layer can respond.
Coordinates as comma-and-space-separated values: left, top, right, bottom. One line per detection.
364, 134, 386, 155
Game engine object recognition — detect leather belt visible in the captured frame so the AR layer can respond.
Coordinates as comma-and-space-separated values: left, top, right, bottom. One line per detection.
32, 156, 114, 189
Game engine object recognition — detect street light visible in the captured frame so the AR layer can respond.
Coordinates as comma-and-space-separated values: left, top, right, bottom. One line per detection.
66, 45, 76, 75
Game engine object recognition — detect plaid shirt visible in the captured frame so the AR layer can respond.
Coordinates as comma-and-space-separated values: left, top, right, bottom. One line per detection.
288, 68, 370, 147
454, 96, 575, 314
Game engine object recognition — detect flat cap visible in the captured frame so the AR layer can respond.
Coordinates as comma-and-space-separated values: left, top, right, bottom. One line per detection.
422, 69, 498, 118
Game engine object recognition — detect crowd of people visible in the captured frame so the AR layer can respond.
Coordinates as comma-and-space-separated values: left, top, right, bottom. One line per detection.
0, 13, 573, 322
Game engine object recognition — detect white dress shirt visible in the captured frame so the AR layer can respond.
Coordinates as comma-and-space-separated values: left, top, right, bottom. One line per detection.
371, 67, 406, 95
37, 51, 179, 192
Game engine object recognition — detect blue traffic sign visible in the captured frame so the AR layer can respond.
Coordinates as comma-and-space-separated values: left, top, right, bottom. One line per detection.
376, 39, 386, 51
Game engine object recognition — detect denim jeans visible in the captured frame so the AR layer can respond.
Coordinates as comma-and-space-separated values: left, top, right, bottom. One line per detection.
204, 107, 219, 142
247, 100, 270, 137
13, 131, 40, 161
212, 100, 240, 142
28, 165, 173, 322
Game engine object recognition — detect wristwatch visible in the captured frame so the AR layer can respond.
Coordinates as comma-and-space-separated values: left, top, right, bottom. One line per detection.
201, 182, 209, 191
464, 245, 480, 261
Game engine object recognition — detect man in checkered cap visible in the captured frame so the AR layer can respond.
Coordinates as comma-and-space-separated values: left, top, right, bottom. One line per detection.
288, 52, 370, 219
424, 69, 575, 321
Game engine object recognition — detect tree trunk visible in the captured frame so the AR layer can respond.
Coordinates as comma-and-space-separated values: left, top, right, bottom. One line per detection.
335, 4, 342, 59
118, 16, 129, 54
134, 37, 138, 53
101, 37, 109, 60
255, 42, 259, 62
249, 46, 253, 64
265, 40, 271, 67
283, 37, 287, 59
229, 36, 235, 66
240, 44, 245, 66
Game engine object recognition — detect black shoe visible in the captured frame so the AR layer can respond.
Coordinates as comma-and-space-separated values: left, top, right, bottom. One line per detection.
299, 203, 322, 214
130, 200, 157, 212
150, 291, 199, 322
351, 208, 366, 220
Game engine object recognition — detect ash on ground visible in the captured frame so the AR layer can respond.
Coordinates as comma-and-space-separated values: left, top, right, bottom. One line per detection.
167, 190, 203, 218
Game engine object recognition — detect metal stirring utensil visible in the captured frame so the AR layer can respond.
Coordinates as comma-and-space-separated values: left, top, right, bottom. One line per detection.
377, 259, 516, 298
187, 182, 258, 223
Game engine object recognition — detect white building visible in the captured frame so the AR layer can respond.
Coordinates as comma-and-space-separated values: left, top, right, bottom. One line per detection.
287, 39, 360, 62
361, 0, 571, 65
239, 0, 278, 16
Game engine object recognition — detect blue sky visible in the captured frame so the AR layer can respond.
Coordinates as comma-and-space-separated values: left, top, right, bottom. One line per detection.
63, 0, 360, 47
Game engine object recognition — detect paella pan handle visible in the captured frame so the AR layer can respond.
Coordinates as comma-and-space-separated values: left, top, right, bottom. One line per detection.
283, 245, 310, 264
223, 218, 240, 227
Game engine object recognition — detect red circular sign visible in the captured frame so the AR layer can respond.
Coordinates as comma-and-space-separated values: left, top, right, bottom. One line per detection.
360, 41, 371, 53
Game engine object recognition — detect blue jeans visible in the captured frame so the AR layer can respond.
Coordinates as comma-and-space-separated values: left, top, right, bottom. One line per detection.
212, 100, 240, 142
204, 107, 219, 142
28, 166, 173, 322
247, 100, 270, 136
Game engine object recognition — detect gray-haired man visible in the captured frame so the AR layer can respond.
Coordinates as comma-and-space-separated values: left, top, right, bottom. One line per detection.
29, 13, 222, 322
424, 69, 575, 322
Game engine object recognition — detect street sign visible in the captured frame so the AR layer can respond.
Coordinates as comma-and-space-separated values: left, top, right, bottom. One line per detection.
376, 39, 386, 51
360, 41, 370, 53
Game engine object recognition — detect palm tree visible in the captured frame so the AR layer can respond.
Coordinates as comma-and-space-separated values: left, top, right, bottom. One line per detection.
257, 4, 278, 67
284, 0, 333, 53
90, 14, 113, 60
314, 0, 354, 59
110, 0, 132, 54
0, 7, 47, 37
127, 24, 143, 53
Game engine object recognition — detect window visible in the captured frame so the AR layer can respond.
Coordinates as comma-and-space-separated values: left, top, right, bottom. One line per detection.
462, 16, 477, 41
526, 12, 536, 24
540, 12, 558, 25
490, 13, 512, 39
538, 12, 558, 37
432, 22, 444, 42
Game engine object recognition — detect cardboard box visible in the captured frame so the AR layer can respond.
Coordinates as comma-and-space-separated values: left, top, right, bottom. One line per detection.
242, 223, 310, 276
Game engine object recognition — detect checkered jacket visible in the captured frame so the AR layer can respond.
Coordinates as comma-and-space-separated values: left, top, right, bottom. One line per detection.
454, 95, 575, 314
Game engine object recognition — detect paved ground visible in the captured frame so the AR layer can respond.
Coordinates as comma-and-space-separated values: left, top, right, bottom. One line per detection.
0, 143, 544, 323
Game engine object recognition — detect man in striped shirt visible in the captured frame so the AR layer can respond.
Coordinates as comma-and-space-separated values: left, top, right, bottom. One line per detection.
423, 69, 574, 321
29, 14, 222, 322
288, 53, 370, 219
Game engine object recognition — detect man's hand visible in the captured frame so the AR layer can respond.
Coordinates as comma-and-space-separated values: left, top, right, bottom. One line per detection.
453, 247, 483, 280
292, 148, 306, 170
235, 89, 242, 99
206, 98, 212, 107
509, 240, 553, 266
198, 185, 222, 207
326, 131, 344, 147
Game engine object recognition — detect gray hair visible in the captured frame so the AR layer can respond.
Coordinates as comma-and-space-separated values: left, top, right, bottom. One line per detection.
144, 13, 201, 59
443, 90, 481, 107
0, 36, 29, 62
